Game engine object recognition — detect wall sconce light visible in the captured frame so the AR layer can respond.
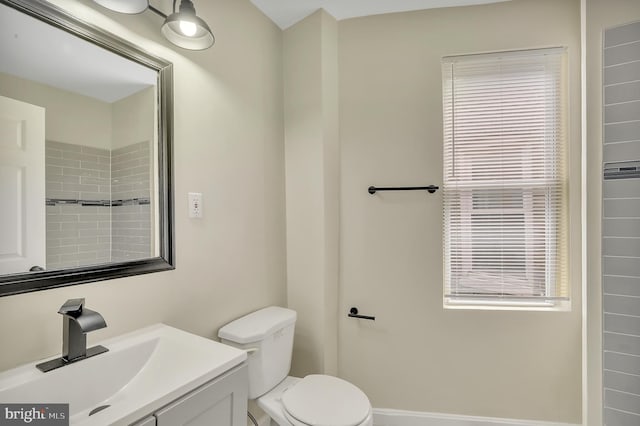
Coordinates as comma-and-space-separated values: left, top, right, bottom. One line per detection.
92, 0, 215, 50
160, 0, 214, 50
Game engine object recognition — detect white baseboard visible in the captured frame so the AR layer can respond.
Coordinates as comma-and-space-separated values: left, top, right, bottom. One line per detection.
373, 408, 581, 426
249, 407, 580, 426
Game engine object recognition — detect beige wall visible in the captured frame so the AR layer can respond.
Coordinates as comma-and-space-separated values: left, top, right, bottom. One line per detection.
586, 1, 640, 425
284, 10, 340, 377
0, 72, 112, 149
1, 0, 620, 423
111, 86, 154, 150
0, 72, 155, 151
0, 0, 286, 372
338, 0, 582, 422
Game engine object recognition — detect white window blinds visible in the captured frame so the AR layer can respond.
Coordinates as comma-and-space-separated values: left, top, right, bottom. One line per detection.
442, 48, 568, 305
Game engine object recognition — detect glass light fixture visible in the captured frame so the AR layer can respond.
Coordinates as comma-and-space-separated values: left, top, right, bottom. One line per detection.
92, 0, 149, 14
93, 0, 214, 51
161, 0, 215, 51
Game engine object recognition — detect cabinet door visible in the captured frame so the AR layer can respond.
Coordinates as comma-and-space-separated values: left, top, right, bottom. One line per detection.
131, 416, 156, 426
155, 364, 248, 426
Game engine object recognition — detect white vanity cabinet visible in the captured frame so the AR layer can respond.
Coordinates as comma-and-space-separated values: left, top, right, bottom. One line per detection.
0, 324, 248, 426
131, 363, 248, 426
131, 417, 156, 426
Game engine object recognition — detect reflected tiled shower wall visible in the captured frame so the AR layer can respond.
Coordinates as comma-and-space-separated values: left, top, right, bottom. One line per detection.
45, 141, 111, 269
45, 140, 152, 270
111, 141, 152, 262
602, 20, 640, 426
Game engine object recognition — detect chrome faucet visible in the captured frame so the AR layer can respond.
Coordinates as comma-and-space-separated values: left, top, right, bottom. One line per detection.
36, 298, 109, 372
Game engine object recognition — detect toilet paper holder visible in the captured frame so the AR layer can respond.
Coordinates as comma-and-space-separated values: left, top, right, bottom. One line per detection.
348, 307, 375, 321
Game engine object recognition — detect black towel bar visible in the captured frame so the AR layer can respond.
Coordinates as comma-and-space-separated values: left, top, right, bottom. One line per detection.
368, 185, 439, 194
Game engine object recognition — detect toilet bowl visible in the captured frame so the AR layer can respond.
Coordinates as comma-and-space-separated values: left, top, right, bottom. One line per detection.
257, 376, 372, 426
218, 306, 373, 426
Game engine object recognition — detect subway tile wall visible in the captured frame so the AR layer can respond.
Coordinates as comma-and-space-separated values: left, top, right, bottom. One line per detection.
111, 141, 152, 262
603, 20, 640, 426
45, 141, 111, 269
45, 140, 153, 270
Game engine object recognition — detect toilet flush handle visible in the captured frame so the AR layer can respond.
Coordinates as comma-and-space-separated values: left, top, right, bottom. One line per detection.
245, 347, 259, 355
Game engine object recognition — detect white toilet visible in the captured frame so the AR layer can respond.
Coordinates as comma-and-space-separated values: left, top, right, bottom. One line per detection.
218, 306, 373, 426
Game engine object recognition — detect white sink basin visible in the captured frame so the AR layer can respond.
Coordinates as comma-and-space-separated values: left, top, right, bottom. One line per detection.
0, 324, 247, 425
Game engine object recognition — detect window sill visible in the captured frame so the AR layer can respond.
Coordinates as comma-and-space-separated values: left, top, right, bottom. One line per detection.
443, 298, 571, 312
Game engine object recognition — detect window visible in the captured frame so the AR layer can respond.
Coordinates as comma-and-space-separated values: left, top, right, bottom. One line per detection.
441, 48, 568, 308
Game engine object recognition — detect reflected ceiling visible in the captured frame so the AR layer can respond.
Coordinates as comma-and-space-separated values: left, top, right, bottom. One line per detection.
0, 3, 156, 103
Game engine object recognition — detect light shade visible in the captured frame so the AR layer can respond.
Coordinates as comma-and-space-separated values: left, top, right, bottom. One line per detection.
161, 0, 214, 50
93, 0, 148, 14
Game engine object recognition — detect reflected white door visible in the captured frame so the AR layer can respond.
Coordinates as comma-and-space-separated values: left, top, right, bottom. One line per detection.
0, 95, 45, 274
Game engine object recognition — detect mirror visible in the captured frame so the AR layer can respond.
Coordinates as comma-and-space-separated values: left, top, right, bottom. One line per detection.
0, 0, 174, 296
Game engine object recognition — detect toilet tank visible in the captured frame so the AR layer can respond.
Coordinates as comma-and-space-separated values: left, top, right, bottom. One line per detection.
218, 306, 296, 399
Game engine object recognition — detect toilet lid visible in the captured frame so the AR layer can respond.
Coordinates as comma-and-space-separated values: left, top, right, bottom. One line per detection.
281, 375, 371, 426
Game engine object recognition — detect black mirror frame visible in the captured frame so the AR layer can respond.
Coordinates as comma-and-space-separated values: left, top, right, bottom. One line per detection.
0, 0, 175, 297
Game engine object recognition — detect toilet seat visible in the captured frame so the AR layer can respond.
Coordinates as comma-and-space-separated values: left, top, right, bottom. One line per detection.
281, 375, 371, 426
